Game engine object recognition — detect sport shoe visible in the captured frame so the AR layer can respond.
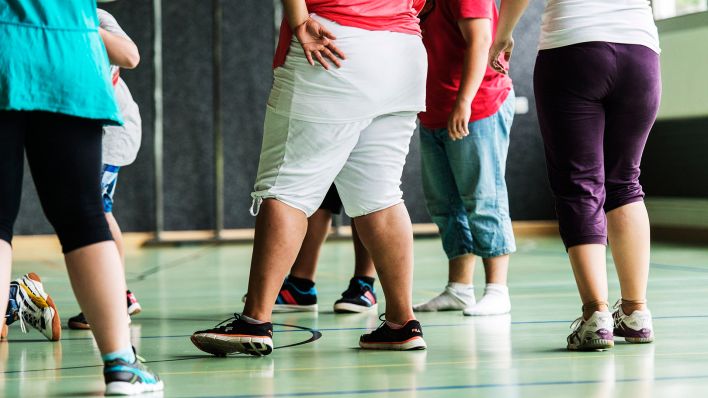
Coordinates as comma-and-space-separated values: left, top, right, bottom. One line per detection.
273, 277, 318, 313
359, 315, 427, 351
68, 312, 91, 330
9, 273, 61, 341
612, 300, 654, 343
104, 351, 164, 395
126, 290, 142, 316
334, 277, 378, 313
191, 314, 273, 357
567, 311, 614, 351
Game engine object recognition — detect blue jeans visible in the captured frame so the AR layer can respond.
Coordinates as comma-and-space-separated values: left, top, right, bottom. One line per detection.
420, 92, 516, 259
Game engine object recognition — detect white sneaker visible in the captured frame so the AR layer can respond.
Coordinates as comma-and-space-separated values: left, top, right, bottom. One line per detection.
612, 300, 654, 343
567, 311, 614, 351
463, 284, 511, 316
11, 273, 61, 341
413, 284, 474, 312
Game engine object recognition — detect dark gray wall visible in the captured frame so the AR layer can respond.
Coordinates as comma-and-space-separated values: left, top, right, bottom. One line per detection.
14, 0, 554, 236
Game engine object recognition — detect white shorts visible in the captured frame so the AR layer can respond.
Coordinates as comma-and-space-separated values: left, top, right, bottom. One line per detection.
251, 109, 417, 218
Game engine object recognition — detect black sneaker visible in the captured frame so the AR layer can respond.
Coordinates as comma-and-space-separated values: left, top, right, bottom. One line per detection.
68, 312, 91, 330
191, 314, 274, 357
334, 277, 378, 313
359, 315, 427, 351
104, 350, 164, 395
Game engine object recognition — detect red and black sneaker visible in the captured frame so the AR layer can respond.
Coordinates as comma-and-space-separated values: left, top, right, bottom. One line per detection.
191, 314, 274, 357
359, 315, 427, 351
334, 277, 378, 313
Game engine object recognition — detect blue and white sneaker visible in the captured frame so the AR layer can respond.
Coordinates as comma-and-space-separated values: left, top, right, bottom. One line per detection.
272, 277, 318, 313
5, 273, 61, 341
104, 353, 164, 395
334, 277, 378, 313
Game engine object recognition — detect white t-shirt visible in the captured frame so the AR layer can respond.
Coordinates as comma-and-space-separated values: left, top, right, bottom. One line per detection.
98, 9, 142, 167
267, 14, 427, 124
539, 0, 660, 54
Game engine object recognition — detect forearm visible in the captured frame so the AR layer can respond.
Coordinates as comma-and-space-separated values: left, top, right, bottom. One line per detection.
456, 39, 490, 106
497, 0, 530, 39
99, 28, 140, 69
283, 0, 309, 28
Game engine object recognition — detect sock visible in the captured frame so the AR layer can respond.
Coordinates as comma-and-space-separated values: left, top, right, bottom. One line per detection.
102, 346, 136, 364
241, 314, 266, 324
463, 283, 511, 316
287, 275, 315, 291
413, 283, 474, 312
385, 320, 405, 329
353, 275, 376, 287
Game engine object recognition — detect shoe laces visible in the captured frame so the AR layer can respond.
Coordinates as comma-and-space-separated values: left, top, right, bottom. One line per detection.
211, 313, 243, 332
342, 279, 371, 299
16, 282, 49, 334
569, 317, 584, 332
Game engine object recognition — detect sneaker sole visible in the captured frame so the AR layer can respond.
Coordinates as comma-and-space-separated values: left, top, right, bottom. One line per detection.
68, 320, 91, 330
333, 302, 377, 314
105, 380, 164, 396
26, 273, 61, 341
128, 303, 142, 316
359, 336, 427, 351
191, 333, 273, 357
272, 304, 318, 313
624, 336, 654, 344
567, 339, 614, 351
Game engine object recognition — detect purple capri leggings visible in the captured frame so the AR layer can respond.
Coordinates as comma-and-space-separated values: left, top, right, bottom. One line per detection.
533, 42, 661, 248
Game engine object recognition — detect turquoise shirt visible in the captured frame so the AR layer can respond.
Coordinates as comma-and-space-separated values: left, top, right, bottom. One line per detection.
0, 0, 122, 125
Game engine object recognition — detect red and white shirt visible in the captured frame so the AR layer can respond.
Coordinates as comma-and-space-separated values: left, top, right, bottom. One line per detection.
419, 0, 513, 128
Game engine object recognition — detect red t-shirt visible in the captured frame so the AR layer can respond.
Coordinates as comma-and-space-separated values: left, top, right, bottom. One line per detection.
273, 0, 426, 68
419, 0, 512, 128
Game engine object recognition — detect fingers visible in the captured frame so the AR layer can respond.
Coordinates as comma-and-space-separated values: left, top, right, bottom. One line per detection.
447, 119, 469, 141
321, 48, 342, 68
328, 42, 347, 60
313, 50, 331, 70
304, 50, 315, 67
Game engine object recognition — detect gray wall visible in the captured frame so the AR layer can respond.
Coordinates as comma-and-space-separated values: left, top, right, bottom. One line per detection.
14, 0, 554, 236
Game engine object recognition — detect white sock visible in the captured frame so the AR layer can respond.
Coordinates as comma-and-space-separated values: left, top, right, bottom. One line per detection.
463, 283, 511, 316
241, 314, 266, 324
413, 283, 475, 312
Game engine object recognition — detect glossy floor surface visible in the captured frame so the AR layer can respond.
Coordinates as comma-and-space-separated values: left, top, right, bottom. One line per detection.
2, 236, 708, 397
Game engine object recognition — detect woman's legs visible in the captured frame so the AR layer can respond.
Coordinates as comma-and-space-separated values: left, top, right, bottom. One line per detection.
289, 208, 332, 282
24, 112, 132, 355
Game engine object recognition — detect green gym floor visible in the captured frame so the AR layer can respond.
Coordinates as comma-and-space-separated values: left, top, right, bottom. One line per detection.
2, 236, 708, 397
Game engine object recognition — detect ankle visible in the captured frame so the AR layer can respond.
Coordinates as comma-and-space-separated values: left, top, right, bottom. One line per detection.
582, 300, 609, 320
620, 298, 647, 315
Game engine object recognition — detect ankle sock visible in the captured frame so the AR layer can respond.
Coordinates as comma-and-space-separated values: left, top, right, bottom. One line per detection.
287, 275, 315, 291
413, 283, 474, 312
448, 282, 474, 293
102, 346, 136, 364
385, 320, 405, 329
463, 283, 511, 316
241, 314, 266, 325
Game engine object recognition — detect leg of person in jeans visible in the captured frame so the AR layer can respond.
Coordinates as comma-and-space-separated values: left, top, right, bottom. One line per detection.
456, 94, 516, 316
414, 127, 477, 312
535, 43, 615, 351
603, 44, 660, 343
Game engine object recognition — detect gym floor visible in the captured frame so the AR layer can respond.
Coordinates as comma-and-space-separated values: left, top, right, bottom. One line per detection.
2, 235, 708, 397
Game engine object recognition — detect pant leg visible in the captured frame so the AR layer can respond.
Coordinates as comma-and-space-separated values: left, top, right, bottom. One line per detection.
335, 112, 416, 218
446, 93, 516, 258
419, 126, 474, 260
0, 111, 27, 244
251, 109, 369, 217
603, 44, 661, 212
24, 112, 112, 253
534, 43, 616, 249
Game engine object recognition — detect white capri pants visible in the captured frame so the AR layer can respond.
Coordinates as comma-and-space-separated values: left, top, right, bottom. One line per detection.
251, 110, 417, 218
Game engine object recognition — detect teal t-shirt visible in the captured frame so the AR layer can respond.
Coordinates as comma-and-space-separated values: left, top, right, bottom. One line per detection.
0, 0, 122, 125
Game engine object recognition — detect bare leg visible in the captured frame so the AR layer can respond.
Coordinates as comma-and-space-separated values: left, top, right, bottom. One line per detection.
449, 255, 475, 284
353, 204, 415, 325
568, 244, 609, 320
0, 241, 11, 335
105, 212, 128, 292
243, 199, 308, 322
289, 209, 332, 281
65, 241, 131, 354
607, 202, 650, 314
482, 255, 509, 285
351, 222, 375, 278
